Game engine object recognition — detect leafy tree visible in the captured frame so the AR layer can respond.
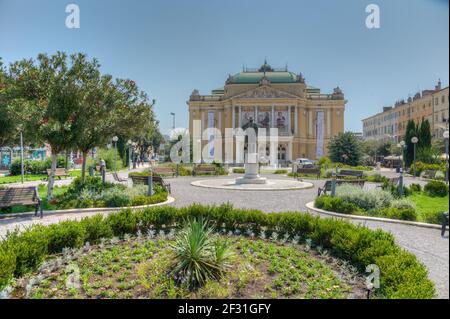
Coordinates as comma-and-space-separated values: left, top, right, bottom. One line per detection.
0, 59, 18, 147
328, 132, 363, 166
8, 52, 84, 198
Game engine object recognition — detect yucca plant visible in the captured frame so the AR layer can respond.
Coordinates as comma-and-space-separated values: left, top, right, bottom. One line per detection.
170, 218, 233, 289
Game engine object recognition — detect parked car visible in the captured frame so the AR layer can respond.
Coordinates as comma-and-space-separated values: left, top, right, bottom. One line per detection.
293, 158, 314, 168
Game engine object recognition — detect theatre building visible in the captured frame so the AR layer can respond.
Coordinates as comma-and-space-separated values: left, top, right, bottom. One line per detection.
187, 61, 346, 164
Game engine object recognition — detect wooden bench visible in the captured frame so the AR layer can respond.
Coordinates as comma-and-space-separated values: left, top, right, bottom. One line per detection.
296, 166, 321, 179
0, 186, 43, 217
193, 164, 217, 176
47, 168, 69, 180
129, 175, 171, 194
421, 170, 437, 180
337, 169, 364, 179
318, 179, 365, 196
112, 172, 127, 183
152, 167, 176, 177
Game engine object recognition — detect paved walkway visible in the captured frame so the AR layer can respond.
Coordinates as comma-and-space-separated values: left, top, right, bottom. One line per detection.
0, 170, 448, 298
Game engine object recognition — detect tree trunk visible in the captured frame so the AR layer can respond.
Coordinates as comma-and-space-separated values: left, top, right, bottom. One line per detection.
47, 152, 57, 200
81, 150, 88, 184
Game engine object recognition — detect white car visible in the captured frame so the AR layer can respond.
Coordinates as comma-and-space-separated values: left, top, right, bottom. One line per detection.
294, 158, 314, 167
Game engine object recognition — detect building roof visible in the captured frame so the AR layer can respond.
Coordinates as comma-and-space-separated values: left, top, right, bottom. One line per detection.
226, 61, 301, 84
227, 71, 299, 84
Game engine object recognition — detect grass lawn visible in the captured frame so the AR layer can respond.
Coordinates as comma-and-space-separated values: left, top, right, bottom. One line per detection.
410, 192, 449, 222
0, 170, 82, 184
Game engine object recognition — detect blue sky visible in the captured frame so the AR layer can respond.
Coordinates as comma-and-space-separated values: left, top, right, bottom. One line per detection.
0, 0, 448, 134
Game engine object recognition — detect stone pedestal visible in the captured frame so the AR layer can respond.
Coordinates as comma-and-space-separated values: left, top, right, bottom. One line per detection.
235, 153, 267, 185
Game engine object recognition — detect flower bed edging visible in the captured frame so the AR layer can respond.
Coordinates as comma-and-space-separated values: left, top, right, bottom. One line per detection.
0, 196, 175, 220
306, 201, 447, 230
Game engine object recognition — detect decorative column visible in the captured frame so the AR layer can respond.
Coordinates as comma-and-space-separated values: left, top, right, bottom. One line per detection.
271, 105, 275, 127
294, 106, 298, 135
287, 141, 293, 162
232, 106, 235, 130
270, 141, 277, 167
238, 106, 242, 128
308, 110, 313, 137
288, 106, 292, 135
327, 109, 331, 137
254, 105, 258, 125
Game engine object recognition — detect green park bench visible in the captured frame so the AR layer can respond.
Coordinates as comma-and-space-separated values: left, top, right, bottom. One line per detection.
129, 174, 171, 194
318, 179, 365, 196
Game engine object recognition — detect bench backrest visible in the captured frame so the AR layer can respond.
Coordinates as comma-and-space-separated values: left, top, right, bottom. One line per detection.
338, 169, 363, 177
195, 165, 216, 172
130, 175, 165, 185
296, 167, 320, 174
0, 187, 39, 206
47, 168, 68, 176
422, 170, 437, 178
153, 167, 175, 175
323, 179, 365, 191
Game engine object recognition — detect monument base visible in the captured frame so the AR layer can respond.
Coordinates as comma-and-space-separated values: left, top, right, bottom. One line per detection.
234, 162, 267, 185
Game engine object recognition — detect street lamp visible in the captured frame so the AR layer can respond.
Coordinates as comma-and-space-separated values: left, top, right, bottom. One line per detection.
127, 140, 132, 170
112, 136, 119, 172
398, 140, 406, 172
411, 137, 419, 178
170, 112, 176, 130
444, 130, 449, 184
17, 125, 25, 184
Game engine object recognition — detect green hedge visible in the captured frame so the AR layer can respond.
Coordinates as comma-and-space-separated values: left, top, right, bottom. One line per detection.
0, 204, 435, 299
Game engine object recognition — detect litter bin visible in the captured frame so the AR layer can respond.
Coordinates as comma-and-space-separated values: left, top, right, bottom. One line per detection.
395, 166, 400, 173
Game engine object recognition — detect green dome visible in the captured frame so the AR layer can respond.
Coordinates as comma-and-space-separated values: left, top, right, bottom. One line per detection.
228, 71, 299, 84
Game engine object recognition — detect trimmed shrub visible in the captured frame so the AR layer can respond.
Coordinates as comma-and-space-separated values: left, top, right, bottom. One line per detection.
0, 205, 435, 298
380, 207, 417, 221
273, 169, 287, 174
424, 180, 449, 197
45, 221, 86, 254
335, 185, 393, 211
409, 183, 422, 193
422, 211, 448, 225
314, 196, 357, 214
232, 168, 245, 174
391, 198, 416, 210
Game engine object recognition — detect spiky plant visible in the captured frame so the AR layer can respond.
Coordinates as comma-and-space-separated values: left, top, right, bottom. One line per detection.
170, 218, 233, 289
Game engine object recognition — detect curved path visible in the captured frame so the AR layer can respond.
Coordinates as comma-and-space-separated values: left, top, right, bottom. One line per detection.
0, 171, 448, 298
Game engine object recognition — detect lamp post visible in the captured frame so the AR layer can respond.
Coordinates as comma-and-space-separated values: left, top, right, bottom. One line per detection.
127, 140, 132, 170
170, 112, 176, 130
397, 141, 407, 197
20, 129, 24, 184
444, 130, 449, 184
112, 136, 119, 172
411, 137, 418, 178
132, 142, 137, 169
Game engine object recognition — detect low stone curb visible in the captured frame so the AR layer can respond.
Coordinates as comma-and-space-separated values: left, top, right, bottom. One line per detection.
306, 201, 448, 230
0, 196, 175, 220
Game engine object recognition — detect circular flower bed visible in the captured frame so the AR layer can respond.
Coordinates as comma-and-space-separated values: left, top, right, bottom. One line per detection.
0, 204, 435, 299
9, 235, 366, 299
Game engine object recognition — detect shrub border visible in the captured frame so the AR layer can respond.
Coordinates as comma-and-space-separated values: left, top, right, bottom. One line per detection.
0, 204, 435, 299
0, 196, 175, 220
306, 201, 447, 230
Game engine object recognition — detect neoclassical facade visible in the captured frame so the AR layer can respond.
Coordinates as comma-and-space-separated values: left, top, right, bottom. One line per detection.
188, 62, 346, 164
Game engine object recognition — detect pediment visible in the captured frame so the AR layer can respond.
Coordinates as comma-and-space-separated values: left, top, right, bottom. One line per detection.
232, 85, 299, 100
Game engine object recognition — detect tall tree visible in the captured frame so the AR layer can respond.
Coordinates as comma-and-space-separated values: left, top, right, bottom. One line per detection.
328, 132, 363, 166
0, 59, 18, 147
404, 120, 418, 167
8, 52, 91, 198
418, 119, 432, 150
